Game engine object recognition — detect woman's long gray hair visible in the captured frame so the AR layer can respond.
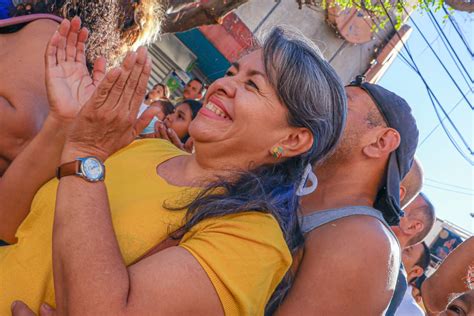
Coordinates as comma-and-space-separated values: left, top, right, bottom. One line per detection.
173, 26, 347, 314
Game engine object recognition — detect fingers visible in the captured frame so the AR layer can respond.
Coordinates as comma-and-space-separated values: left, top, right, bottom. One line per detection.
39, 303, 56, 316
167, 128, 185, 150
129, 55, 152, 119
184, 138, 194, 153
56, 19, 70, 63
75, 27, 89, 65
117, 46, 149, 113
11, 301, 36, 316
88, 67, 122, 109
65, 16, 81, 62
104, 51, 138, 111
156, 123, 171, 142
92, 57, 107, 85
45, 30, 60, 68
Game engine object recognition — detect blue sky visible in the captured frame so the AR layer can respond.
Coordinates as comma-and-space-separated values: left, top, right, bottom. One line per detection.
379, 8, 473, 232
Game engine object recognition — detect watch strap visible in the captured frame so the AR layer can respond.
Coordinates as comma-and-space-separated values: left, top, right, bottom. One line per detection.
57, 160, 81, 179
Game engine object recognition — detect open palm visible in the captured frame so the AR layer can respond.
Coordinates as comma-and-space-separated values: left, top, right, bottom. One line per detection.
45, 17, 106, 121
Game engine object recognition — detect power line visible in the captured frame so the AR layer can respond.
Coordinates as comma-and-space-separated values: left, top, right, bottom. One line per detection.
425, 183, 474, 196
426, 5, 474, 87
442, 5, 474, 57
419, 90, 472, 148
378, 0, 474, 165
426, 178, 474, 192
403, 6, 473, 109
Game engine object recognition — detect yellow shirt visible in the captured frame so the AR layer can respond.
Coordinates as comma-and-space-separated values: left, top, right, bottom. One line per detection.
0, 139, 291, 315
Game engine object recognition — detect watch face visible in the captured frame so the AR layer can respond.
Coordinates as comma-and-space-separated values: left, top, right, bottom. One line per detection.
81, 157, 104, 181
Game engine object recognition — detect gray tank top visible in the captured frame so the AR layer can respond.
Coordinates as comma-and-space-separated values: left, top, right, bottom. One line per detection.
300, 205, 393, 234
300, 206, 405, 315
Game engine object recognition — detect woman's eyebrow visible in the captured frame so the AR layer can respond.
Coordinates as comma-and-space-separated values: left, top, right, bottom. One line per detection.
232, 61, 266, 80
231, 62, 240, 70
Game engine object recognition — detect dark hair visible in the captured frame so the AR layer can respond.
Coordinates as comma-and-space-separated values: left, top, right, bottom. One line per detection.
415, 242, 431, 271
408, 192, 436, 246
189, 78, 205, 93
151, 100, 175, 117
172, 26, 347, 314
177, 100, 202, 143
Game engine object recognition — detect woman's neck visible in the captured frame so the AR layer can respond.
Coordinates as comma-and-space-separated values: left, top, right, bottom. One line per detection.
157, 153, 233, 188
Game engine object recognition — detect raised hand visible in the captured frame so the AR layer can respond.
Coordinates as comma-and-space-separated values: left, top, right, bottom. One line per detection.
62, 47, 152, 162
45, 17, 106, 122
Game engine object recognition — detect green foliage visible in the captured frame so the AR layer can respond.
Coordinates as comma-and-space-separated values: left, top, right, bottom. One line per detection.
298, 0, 447, 30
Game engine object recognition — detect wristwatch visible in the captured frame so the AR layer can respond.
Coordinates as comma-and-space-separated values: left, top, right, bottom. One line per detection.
57, 157, 105, 182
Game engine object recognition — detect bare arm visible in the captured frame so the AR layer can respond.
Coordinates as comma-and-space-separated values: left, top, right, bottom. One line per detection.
52, 47, 222, 316
276, 216, 400, 315
0, 18, 105, 243
0, 117, 67, 243
422, 236, 474, 313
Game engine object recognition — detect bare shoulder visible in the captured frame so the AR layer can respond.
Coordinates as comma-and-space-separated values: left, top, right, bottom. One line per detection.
306, 214, 398, 251
304, 214, 400, 276
277, 214, 400, 315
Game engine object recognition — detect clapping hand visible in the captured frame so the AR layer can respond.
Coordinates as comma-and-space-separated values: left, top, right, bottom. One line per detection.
46, 17, 106, 122
61, 46, 153, 162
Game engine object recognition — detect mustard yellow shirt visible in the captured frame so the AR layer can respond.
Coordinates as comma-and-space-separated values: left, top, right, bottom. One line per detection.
0, 139, 291, 315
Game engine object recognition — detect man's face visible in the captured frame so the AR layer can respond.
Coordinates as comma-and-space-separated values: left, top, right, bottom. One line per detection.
402, 243, 424, 272
183, 80, 203, 100
398, 194, 426, 238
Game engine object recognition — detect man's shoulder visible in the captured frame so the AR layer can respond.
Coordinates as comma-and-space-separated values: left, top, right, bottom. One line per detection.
304, 209, 399, 260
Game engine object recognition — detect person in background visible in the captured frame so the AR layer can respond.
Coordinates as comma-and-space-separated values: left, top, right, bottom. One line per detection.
439, 288, 474, 316
173, 78, 205, 104
151, 100, 202, 152
396, 242, 431, 316
399, 157, 423, 209
392, 192, 436, 249
138, 100, 175, 137
422, 236, 474, 314
387, 191, 436, 315
277, 78, 419, 315
144, 83, 170, 105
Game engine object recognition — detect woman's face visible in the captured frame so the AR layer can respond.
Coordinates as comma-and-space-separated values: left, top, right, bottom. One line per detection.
149, 85, 165, 100
189, 49, 304, 167
164, 103, 193, 140
440, 290, 474, 316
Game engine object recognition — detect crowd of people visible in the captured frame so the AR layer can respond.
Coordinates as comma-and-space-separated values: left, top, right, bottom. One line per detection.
0, 4, 473, 316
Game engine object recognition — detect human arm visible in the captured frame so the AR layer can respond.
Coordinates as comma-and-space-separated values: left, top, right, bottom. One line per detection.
276, 216, 400, 315
422, 236, 474, 313
0, 18, 105, 243
50, 48, 223, 315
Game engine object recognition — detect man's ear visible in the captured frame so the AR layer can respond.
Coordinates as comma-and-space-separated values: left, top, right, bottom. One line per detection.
407, 219, 424, 237
400, 185, 407, 207
272, 127, 314, 159
411, 265, 424, 279
363, 128, 401, 158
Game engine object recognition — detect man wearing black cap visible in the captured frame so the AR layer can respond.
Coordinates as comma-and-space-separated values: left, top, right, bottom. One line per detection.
277, 76, 419, 315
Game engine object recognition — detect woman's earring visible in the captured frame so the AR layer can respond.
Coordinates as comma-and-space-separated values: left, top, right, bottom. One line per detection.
271, 146, 284, 159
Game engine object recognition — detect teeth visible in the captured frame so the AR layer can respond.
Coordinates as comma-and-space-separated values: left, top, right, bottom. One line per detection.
205, 101, 228, 119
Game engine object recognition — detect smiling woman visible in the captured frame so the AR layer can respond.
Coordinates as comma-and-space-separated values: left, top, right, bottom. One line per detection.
1, 19, 346, 316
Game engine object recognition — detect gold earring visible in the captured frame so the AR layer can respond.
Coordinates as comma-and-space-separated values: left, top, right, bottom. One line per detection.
271, 146, 284, 159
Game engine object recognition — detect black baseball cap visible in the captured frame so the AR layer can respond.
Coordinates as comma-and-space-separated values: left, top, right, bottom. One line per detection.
349, 75, 419, 226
